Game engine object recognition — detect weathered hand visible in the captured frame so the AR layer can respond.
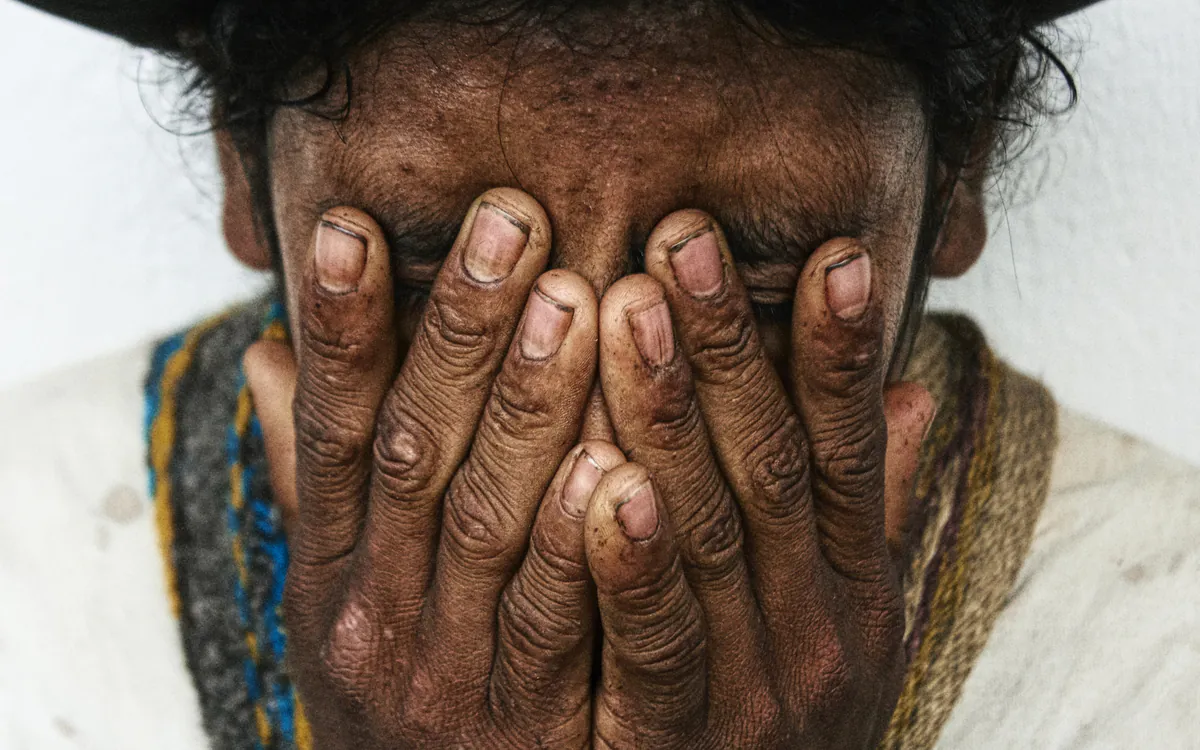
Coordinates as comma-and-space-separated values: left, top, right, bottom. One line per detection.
246, 189, 619, 749
584, 210, 935, 748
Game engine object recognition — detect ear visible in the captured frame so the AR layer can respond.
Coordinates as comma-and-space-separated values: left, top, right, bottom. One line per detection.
216, 128, 273, 270
931, 169, 987, 278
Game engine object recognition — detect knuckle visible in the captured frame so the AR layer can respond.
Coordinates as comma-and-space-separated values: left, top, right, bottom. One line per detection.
802, 632, 856, 720
499, 570, 587, 659
731, 693, 789, 748
320, 597, 388, 705
396, 665, 454, 738
486, 374, 556, 439
812, 339, 882, 400
294, 404, 370, 466
421, 296, 498, 375
688, 313, 757, 383
529, 523, 588, 585
646, 390, 703, 450
371, 406, 441, 500
746, 414, 810, 511
613, 563, 706, 684
682, 493, 745, 583
441, 469, 519, 568
301, 302, 378, 370
812, 418, 884, 502
296, 429, 365, 474
292, 384, 376, 456
628, 620, 706, 690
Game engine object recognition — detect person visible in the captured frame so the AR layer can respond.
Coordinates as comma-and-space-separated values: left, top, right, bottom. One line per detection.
3, 1, 1198, 748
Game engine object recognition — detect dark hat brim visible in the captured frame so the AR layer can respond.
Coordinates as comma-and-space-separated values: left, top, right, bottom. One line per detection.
1028, 0, 1108, 24
17, 0, 209, 48
16, 0, 1107, 51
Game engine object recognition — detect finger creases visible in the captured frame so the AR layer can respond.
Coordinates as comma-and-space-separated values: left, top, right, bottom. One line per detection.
290, 207, 397, 570
599, 272, 769, 704
642, 210, 823, 600
585, 464, 708, 738
432, 269, 597, 579
420, 267, 600, 691
599, 274, 745, 581
348, 189, 553, 642
489, 441, 625, 727
790, 239, 892, 585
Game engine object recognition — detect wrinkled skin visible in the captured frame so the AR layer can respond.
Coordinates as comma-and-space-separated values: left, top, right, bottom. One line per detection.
237, 5, 961, 748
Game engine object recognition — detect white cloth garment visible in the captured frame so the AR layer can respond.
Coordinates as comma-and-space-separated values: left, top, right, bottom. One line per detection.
1, 345, 1197, 750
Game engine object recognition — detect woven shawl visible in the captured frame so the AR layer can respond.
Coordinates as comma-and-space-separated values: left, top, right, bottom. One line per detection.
144, 295, 1057, 750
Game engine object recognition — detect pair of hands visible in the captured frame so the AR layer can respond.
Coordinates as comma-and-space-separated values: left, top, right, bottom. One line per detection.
245, 188, 935, 749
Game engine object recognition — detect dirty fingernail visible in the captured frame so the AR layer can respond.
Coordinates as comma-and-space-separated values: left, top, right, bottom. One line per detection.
520, 287, 574, 361
826, 253, 871, 321
616, 482, 659, 541
463, 202, 529, 283
561, 451, 605, 518
628, 300, 675, 367
315, 219, 367, 293
669, 229, 724, 298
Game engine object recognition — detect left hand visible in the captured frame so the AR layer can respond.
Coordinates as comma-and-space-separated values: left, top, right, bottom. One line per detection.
579, 210, 935, 748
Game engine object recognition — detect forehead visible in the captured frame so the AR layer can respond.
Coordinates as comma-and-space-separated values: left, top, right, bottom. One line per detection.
269, 10, 928, 266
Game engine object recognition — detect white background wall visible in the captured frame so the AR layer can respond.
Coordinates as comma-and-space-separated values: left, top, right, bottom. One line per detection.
1, 0, 1197, 464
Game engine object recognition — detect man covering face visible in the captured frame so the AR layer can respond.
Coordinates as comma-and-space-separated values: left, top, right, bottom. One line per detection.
5, 1, 1199, 749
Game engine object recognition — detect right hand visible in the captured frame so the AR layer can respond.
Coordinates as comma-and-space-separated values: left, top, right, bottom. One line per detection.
246, 189, 615, 749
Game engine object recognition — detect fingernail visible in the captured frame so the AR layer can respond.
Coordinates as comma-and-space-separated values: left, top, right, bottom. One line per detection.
315, 220, 367, 293
520, 287, 574, 361
669, 229, 724, 298
463, 202, 529, 283
627, 300, 675, 367
560, 451, 605, 519
616, 481, 659, 541
826, 253, 871, 321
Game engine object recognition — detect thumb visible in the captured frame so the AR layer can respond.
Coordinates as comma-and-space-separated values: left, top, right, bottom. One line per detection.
882, 382, 936, 570
244, 340, 299, 535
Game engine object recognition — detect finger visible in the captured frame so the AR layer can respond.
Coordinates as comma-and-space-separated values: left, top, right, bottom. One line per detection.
421, 269, 599, 685
586, 463, 707, 745
598, 274, 765, 699
642, 210, 823, 607
882, 383, 936, 569
790, 241, 891, 584
490, 442, 626, 733
355, 189, 551, 629
244, 340, 299, 533
290, 208, 397, 571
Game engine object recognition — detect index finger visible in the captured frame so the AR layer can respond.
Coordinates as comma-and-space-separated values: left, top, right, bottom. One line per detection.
353, 188, 552, 627
290, 208, 398, 568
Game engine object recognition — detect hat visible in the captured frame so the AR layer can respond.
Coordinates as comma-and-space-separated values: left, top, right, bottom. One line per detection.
17, 0, 1108, 51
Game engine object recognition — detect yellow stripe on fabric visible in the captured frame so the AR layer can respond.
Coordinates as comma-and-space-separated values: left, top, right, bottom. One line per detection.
295, 700, 313, 750
149, 314, 230, 618
255, 704, 271, 745
262, 319, 288, 344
